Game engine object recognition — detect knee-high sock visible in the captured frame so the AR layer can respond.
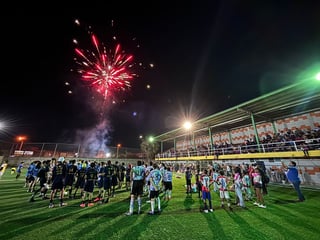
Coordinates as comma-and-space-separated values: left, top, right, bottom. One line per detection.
138, 196, 141, 211
129, 197, 134, 213
157, 197, 161, 210
151, 199, 155, 212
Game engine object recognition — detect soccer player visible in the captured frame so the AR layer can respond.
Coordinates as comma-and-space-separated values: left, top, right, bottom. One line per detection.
112, 161, 119, 197
73, 164, 86, 199
217, 170, 232, 210
80, 162, 98, 207
49, 157, 67, 208
185, 166, 193, 195
118, 162, 126, 189
125, 164, 132, 191
94, 162, 105, 202
29, 160, 50, 202
146, 163, 163, 215
102, 160, 114, 204
15, 162, 24, 180
201, 169, 213, 213
163, 166, 173, 200
64, 159, 78, 198
125, 160, 145, 216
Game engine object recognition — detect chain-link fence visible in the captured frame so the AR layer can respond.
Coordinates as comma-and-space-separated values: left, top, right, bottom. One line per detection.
0, 141, 145, 160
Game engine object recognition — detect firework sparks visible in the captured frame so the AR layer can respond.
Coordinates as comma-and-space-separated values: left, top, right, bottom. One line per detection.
73, 20, 136, 100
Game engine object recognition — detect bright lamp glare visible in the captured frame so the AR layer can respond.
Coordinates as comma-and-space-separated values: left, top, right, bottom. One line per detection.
183, 121, 192, 130
315, 72, 320, 81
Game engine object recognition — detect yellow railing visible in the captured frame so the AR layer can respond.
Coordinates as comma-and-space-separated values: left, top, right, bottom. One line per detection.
156, 150, 320, 161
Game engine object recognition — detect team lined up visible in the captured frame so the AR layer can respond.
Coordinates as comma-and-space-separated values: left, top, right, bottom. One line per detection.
23, 157, 173, 214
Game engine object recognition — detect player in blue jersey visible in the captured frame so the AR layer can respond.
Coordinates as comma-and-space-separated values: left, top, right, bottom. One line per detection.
24, 161, 35, 188
29, 160, 50, 202
163, 166, 173, 200
125, 160, 145, 216
15, 162, 24, 180
146, 163, 163, 215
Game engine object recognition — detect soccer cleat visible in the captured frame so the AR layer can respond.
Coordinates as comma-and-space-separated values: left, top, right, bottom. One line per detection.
29, 197, 35, 202
59, 202, 67, 207
93, 197, 101, 202
204, 209, 209, 213
88, 203, 94, 207
125, 212, 133, 216
49, 203, 54, 208
148, 211, 154, 215
80, 203, 86, 208
209, 209, 214, 212
253, 202, 259, 206
258, 204, 266, 208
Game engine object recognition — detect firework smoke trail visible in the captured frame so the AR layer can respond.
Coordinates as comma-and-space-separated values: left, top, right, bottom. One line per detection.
75, 119, 112, 158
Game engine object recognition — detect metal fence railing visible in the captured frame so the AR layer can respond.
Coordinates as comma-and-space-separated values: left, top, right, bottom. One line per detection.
0, 141, 145, 160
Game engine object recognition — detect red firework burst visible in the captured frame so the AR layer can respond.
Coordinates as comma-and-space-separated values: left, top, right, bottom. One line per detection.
74, 22, 136, 100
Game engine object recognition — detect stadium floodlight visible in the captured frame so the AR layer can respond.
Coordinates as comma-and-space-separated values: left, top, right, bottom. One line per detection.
148, 136, 154, 143
183, 121, 192, 131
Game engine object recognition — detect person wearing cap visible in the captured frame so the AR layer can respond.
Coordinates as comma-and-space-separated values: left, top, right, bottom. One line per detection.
281, 160, 305, 202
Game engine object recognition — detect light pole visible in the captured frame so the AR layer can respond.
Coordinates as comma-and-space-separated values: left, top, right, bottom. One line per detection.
116, 143, 121, 158
17, 136, 27, 151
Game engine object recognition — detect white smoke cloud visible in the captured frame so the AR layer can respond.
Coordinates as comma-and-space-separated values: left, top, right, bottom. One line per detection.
75, 118, 113, 158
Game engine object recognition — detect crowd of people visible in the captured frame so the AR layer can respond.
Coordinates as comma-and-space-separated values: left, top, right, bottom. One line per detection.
1, 156, 305, 215
159, 126, 320, 158
184, 160, 305, 212
18, 157, 174, 215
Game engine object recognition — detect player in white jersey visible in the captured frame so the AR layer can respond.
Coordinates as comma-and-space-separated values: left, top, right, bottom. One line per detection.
217, 170, 232, 210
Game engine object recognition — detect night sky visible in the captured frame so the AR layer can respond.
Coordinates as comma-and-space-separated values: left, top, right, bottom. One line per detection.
1, 1, 320, 148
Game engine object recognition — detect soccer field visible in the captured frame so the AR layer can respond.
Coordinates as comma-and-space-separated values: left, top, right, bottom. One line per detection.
0, 171, 320, 240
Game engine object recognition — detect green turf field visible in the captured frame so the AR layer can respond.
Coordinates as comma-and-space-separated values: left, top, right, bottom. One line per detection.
0, 170, 319, 240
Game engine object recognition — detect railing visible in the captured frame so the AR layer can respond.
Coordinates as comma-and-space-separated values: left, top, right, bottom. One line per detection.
0, 141, 145, 160
156, 138, 320, 159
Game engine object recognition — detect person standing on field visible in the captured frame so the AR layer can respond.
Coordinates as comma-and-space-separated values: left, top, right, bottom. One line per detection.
125, 160, 145, 216
282, 160, 305, 202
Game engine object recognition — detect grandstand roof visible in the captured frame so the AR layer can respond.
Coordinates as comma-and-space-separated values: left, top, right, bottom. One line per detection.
154, 79, 320, 142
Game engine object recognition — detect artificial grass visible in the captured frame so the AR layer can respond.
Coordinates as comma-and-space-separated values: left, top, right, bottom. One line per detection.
0, 170, 319, 240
